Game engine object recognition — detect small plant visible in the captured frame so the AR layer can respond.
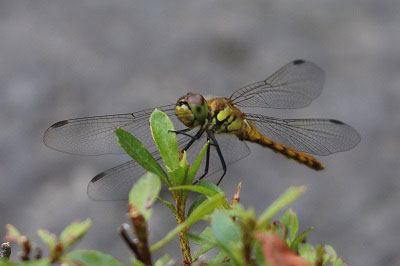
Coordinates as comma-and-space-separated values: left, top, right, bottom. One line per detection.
1, 109, 345, 265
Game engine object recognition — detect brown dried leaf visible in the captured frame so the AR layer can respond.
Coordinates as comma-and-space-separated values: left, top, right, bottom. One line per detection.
256, 232, 311, 266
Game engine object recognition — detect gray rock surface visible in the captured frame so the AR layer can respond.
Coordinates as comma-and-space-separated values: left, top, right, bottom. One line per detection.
1, 0, 399, 265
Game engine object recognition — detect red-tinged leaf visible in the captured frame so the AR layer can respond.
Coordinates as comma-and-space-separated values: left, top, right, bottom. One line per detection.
256, 232, 311, 266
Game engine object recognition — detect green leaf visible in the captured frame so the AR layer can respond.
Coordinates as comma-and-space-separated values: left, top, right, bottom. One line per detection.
37, 229, 57, 252
290, 226, 313, 251
154, 254, 171, 266
207, 251, 230, 265
157, 196, 177, 216
270, 221, 286, 240
298, 243, 316, 264
257, 186, 306, 229
226, 204, 256, 220
316, 244, 325, 266
280, 208, 298, 242
187, 195, 207, 218
196, 180, 223, 194
189, 227, 216, 260
129, 172, 162, 220
130, 257, 146, 266
254, 241, 268, 266
60, 219, 91, 251
179, 151, 189, 184
5, 224, 22, 242
64, 250, 127, 266
334, 257, 345, 266
1, 259, 51, 266
169, 185, 218, 197
170, 181, 231, 209
187, 142, 209, 184
323, 244, 338, 264
211, 211, 241, 245
151, 193, 225, 252
211, 210, 243, 265
150, 109, 180, 182
115, 128, 169, 185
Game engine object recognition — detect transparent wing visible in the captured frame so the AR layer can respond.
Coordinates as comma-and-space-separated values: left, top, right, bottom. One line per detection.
87, 132, 251, 200
246, 114, 361, 156
230, 60, 325, 109
43, 104, 189, 155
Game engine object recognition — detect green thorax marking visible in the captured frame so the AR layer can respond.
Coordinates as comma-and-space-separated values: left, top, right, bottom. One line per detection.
206, 98, 243, 134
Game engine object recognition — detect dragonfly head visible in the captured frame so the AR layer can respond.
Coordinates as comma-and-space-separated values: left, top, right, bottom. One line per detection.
176, 93, 209, 128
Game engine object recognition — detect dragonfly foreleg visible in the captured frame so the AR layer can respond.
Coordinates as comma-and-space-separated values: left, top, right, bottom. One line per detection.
169, 127, 193, 137
178, 127, 205, 151
193, 139, 211, 184
207, 131, 227, 185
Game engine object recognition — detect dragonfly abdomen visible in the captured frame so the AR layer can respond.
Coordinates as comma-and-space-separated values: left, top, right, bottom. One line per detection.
240, 121, 324, 170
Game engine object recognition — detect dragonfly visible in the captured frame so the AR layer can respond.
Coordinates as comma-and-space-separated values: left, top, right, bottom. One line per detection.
44, 59, 360, 200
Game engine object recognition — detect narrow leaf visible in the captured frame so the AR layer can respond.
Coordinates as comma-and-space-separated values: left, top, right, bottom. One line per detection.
257, 186, 306, 229
60, 219, 91, 251
323, 244, 338, 264
169, 185, 218, 197
189, 227, 216, 260
290, 227, 313, 251
64, 250, 127, 266
157, 196, 177, 216
298, 243, 316, 264
280, 208, 299, 242
12, 259, 51, 266
5, 224, 22, 242
196, 180, 223, 194
187, 195, 207, 218
129, 172, 162, 220
207, 251, 230, 265
37, 230, 57, 251
115, 128, 169, 185
150, 193, 224, 252
187, 142, 209, 184
154, 254, 171, 266
130, 257, 146, 266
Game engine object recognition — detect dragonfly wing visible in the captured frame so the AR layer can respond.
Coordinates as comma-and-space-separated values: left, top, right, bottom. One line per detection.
88, 132, 250, 200
246, 114, 361, 156
86, 132, 197, 200
43, 104, 187, 155
87, 159, 150, 200
230, 60, 325, 109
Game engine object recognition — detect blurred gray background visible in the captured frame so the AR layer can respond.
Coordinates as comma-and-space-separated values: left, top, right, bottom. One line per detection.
1, 0, 399, 265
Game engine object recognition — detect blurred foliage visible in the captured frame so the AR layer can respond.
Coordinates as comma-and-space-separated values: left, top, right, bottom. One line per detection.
1, 110, 345, 265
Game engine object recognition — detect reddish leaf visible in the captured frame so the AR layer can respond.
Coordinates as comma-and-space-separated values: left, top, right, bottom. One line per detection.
256, 232, 311, 266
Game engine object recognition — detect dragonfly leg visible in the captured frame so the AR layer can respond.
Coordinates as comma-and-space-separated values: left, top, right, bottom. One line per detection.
169, 128, 193, 138
207, 131, 227, 185
193, 139, 211, 184
180, 127, 205, 151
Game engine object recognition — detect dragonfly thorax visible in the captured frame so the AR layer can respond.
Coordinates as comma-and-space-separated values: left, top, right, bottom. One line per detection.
206, 98, 244, 134
175, 93, 209, 128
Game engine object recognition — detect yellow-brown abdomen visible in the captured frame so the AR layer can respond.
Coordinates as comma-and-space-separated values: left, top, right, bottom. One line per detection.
240, 121, 324, 170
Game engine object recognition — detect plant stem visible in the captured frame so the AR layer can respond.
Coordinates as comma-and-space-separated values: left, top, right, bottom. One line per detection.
175, 192, 192, 265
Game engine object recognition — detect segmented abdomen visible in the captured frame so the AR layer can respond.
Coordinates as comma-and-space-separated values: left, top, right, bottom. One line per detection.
240, 122, 324, 170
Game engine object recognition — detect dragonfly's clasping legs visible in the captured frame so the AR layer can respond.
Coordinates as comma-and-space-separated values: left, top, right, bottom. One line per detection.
193, 139, 211, 185
207, 131, 227, 185
168, 128, 193, 138
172, 127, 205, 151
